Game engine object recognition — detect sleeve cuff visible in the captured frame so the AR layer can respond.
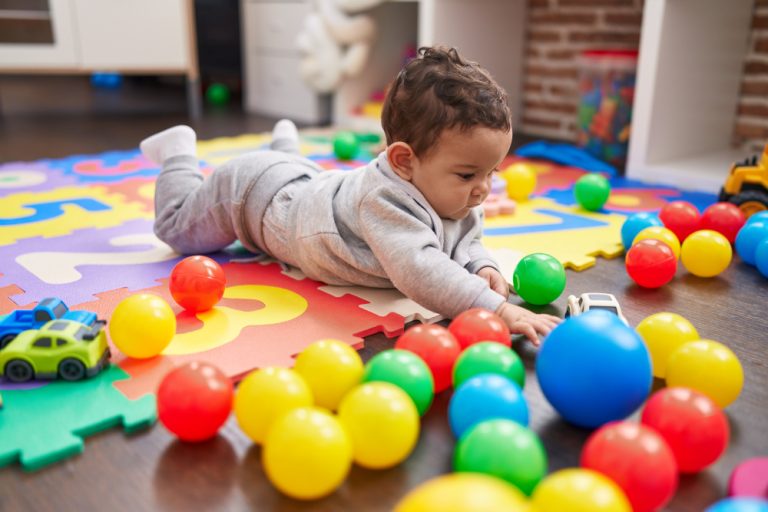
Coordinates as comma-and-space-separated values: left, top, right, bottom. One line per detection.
465, 258, 501, 275
470, 287, 507, 314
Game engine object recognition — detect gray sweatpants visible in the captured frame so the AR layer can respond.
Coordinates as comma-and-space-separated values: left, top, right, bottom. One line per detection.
153, 147, 322, 258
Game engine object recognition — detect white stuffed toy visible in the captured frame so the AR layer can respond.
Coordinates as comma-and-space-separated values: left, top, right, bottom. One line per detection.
297, 0, 385, 93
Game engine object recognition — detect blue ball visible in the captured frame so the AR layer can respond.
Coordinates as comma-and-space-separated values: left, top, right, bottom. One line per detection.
448, 374, 529, 439
536, 310, 652, 429
756, 237, 768, 278
746, 211, 768, 225
735, 221, 768, 265
705, 497, 768, 512
621, 212, 663, 249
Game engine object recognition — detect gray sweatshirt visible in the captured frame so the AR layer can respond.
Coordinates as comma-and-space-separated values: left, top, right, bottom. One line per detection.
154, 151, 506, 319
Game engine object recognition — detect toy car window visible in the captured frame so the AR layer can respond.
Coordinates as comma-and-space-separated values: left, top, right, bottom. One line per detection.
35, 310, 52, 322
594, 306, 619, 314
589, 294, 613, 300
56, 339, 67, 346
74, 326, 89, 341
53, 303, 68, 318
47, 321, 68, 331
33, 337, 52, 348
578, 297, 583, 306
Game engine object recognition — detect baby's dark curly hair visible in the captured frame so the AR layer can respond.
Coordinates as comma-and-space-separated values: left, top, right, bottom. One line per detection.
381, 46, 512, 158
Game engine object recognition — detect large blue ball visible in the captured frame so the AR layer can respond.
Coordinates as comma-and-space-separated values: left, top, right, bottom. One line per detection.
735, 221, 768, 265
746, 211, 768, 225
756, 238, 768, 278
448, 374, 528, 439
536, 310, 652, 429
705, 497, 768, 512
621, 212, 663, 249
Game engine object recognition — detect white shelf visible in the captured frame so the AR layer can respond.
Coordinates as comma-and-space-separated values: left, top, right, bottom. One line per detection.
626, 0, 755, 194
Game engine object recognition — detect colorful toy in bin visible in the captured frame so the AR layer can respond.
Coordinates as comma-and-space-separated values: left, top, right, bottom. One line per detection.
0, 319, 110, 382
577, 50, 638, 169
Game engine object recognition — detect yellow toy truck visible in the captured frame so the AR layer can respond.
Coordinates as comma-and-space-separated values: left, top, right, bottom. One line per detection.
719, 142, 768, 218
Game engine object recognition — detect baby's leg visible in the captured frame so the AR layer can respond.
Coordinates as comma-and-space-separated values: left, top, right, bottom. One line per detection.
142, 126, 237, 254
270, 119, 300, 155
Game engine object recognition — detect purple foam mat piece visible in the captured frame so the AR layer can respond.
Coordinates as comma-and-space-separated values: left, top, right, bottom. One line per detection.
0, 219, 231, 306
0, 162, 78, 198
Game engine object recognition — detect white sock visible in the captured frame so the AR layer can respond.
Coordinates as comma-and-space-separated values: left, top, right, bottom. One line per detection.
140, 125, 197, 164
270, 119, 300, 154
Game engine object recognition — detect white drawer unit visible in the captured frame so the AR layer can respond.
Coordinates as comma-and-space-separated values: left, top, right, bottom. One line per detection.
241, 0, 330, 124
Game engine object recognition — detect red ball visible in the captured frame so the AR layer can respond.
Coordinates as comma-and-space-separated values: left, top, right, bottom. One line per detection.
581, 421, 678, 512
169, 256, 226, 312
698, 202, 746, 244
157, 361, 234, 442
395, 324, 461, 392
625, 239, 677, 288
659, 201, 701, 242
641, 387, 729, 473
448, 308, 511, 349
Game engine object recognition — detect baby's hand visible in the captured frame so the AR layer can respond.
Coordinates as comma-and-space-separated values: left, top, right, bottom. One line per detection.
477, 266, 510, 299
496, 302, 561, 346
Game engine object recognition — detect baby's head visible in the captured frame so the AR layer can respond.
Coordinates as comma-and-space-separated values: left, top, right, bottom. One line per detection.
382, 46, 512, 220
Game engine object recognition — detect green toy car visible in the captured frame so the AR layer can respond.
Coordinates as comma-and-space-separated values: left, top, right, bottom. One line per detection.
0, 319, 110, 383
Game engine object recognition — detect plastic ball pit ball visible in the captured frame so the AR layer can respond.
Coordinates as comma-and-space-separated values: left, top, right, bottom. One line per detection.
581, 421, 678, 512
632, 226, 681, 259
531, 468, 632, 512
395, 324, 461, 393
169, 255, 226, 313
635, 312, 699, 378
453, 341, 525, 389
574, 173, 611, 211
448, 374, 528, 439
706, 498, 768, 512
735, 221, 768, 266
659, 200, 701, 242
641, 387, 729, 473
699, 202, 746, 244
332, 131, 359, 160
513, 253, 566, 305
394, 473, 529, 512
157, 361, 233, 442
448, 308, 510, 349
293, 339, 363, 411
109, 293, 176, 359
621, 212, 664, 250
681, 230, 732, 277
501, 163, 537, 201
536, 310, 652, 429
362, 349, 434, 416
625, 239, 677, 288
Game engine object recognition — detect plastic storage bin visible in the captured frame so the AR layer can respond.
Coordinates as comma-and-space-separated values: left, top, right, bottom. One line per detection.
577, 50, 638, 170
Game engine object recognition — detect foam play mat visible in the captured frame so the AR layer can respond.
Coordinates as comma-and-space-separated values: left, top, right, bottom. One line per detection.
0, 131, 717, 469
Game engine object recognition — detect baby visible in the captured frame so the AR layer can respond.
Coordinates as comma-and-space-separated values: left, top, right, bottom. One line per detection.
141, 46, 560, 344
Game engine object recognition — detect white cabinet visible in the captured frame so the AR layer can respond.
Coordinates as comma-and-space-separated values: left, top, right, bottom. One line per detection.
240, 0, 330, 124
626, 0, 755, 193
0, 0, 201, 117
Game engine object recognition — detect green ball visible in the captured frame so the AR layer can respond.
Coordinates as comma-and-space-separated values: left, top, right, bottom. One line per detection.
513, 253, 566, 305
205, 82, 230, 106
333, 131, 359, 160
362, 349, 434, 416
453, 342, 525, 389
454, 419, 548, 496
574, 173, 611, 211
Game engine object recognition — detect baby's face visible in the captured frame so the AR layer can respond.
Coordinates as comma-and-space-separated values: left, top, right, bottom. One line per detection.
411, 126, 512, 220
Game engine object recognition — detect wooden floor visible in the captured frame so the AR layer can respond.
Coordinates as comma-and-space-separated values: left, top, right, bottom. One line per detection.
1, 76, 767, 512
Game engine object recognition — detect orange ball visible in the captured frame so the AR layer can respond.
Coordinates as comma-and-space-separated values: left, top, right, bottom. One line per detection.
169, 256, 226, 312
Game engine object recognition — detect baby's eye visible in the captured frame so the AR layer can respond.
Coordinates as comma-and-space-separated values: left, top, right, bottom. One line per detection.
457, 173, 475, 181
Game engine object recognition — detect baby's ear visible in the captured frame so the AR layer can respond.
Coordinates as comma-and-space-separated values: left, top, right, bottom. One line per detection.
387, 142, 416, 181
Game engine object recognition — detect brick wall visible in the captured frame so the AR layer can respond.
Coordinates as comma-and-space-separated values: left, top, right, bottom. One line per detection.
734, 0, 768, 153
521, 0, 768, 156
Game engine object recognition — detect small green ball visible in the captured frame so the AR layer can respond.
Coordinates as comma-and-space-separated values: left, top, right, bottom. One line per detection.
332, 131, 359, 160
454, 419, 548, 496
453, 342, 525, 389
205, 83, 230, 106
574, 173, 611, 211
362, 349, 434, 416
513, 253, 566, 305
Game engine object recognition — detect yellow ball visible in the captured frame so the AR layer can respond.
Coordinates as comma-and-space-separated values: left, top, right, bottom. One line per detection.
680, 230, 732, 277
394, 473, 529, 512
633, 226, 681, 259
109, 293, 176, 359
636, 312, 699, 378
294, 339, 363, 410
338, 382, 419, 469
531, 468, 632, 512
666, 339, 744, 408
502, 163, 537, 202
262, 407, 352, 500
234, 367, 313, 444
